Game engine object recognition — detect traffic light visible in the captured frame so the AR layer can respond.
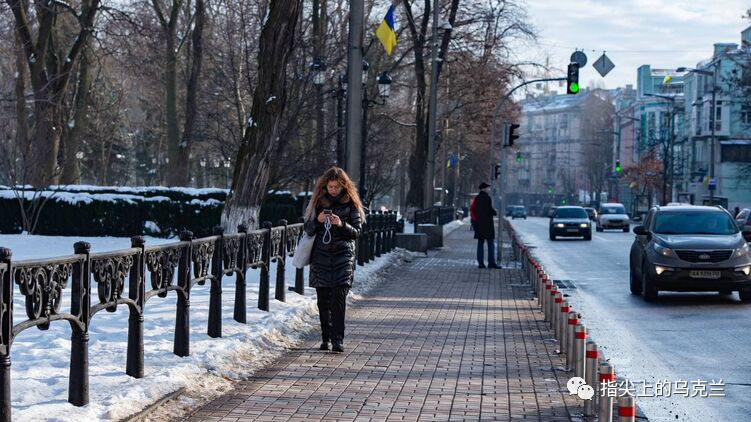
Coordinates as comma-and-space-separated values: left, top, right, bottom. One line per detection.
494, 164, 500, 180
548, 186, 553, 194
567, 63, 580, 95
516, 152, 522, 163
507, 123, 520, 147
615, 160, 622, 173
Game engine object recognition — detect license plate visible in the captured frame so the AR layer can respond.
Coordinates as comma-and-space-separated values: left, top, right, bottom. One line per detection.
566, 229, 578, 232
689, 270, 721, 279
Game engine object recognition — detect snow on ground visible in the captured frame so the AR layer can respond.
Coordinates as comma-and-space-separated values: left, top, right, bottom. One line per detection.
0, 233, 415, 421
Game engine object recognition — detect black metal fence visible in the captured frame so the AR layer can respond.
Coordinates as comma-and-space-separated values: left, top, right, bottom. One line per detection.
0, 210, 399, 421
414, 206, 457, 227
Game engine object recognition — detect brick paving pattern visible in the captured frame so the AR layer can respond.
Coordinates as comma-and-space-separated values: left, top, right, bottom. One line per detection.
181, 226, 581, 421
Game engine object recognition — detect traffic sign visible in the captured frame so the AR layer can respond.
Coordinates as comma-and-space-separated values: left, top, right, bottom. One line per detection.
570, 51, 587, 68
593, 53, 615, 77
708, 179, 716, 191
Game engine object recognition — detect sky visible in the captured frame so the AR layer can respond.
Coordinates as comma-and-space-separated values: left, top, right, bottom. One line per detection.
518, 0, 750, 91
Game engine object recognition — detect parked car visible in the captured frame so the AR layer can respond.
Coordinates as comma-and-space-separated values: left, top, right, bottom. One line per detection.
584, 207, 598, 221
596, 203, 630, 232
510, 205, 527, 219
629, 205, 751, 302
549, 206, 592, 241
737, 208, 751, 242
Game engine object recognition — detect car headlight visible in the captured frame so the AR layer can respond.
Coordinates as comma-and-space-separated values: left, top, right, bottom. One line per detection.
555, 223, 565, 228
654, 244, 677, 258
580, 223, 589, 228
736, 265, 751, 276
735, 243, 750, 258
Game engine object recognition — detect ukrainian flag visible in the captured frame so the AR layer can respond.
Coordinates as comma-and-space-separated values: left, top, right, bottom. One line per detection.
376, 5, 397, 56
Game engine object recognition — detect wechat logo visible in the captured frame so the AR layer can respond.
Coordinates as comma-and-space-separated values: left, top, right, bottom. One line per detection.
567, 377, 594, 400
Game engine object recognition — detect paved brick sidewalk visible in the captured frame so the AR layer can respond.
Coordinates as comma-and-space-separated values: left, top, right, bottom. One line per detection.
181, 226, 581, 421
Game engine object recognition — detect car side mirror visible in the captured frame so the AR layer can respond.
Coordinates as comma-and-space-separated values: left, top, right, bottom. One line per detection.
633, 225, 648, 236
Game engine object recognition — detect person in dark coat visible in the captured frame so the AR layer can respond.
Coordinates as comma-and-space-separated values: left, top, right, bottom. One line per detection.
304, 167, 365, 353
474, 182, 499, 268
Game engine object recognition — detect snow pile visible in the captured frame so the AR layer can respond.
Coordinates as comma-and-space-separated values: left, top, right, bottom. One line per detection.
1, 233, 412, 421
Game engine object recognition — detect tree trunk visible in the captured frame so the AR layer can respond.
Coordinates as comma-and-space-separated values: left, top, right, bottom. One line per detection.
164, 30, 181, 186
221, 0, 303, 232
173, 0, 206, 187
13, 33, 30, 184
28, 102, 62, 187
61, 46, 93, 185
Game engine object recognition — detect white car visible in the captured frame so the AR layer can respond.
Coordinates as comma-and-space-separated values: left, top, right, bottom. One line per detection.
596, 203, 630, 232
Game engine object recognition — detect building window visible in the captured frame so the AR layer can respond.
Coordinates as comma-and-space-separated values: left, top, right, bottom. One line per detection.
715, 101, 722, 131
696, 108, 702, 135
721, 145, 751, 162
743, 104, 751, 125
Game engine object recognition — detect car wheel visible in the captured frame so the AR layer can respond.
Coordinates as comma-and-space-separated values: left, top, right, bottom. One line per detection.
584, 232, 592, 241
629, 265, 642, 295
550, 232, 556, 241
641, 262, 658, 302
596, 226, 603, 232
623, 227, 629, 233
739, 288, 751, 303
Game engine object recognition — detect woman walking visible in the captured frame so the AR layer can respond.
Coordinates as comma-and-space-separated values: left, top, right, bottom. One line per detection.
304, 167, 365, 353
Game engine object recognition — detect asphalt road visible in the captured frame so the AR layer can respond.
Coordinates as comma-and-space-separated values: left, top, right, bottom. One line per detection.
509, 217, 751, 422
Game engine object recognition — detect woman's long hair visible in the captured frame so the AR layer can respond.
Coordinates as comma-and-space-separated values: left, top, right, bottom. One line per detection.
305, 167, 366, 222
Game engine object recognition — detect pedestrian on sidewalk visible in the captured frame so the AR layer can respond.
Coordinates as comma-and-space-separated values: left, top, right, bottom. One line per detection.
304, 167, 365, 353
474, 182, 499, 269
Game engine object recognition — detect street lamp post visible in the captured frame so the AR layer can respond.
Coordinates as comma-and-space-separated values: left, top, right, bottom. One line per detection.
360, 66, 392, 206
677, 61, 721, 205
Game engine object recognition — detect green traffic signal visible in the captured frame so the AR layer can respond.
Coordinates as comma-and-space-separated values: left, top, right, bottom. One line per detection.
615, 160, 622, 173
569, 82, 579, 93
548, 187, 553, 193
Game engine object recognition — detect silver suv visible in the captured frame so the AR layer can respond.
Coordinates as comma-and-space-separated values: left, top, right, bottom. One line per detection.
596, 203, 630, 232
629, 205, 751, 302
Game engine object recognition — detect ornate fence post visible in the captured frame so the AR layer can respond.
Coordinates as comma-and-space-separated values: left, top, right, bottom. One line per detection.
208, 226, 224, 338
258, 221, 272, 311
127, 236, 145, 378
375, 212, 383, 257
174, 230, 193, 357
69, 241, 91, 407
0, 248, 12, 422
295, 218, 305, 295
234, 224, 248, 323
361, 217, 369, 265
388, 211, 396, 251
275, 220, 287, 302
368, 213, 376, 261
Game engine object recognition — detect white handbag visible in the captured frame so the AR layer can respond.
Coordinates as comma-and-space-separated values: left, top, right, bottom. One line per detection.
291, 232, 315, 268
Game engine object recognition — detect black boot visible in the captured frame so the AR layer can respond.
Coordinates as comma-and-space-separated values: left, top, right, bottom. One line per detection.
331, 340, 344, 353
320, 341, 330, 351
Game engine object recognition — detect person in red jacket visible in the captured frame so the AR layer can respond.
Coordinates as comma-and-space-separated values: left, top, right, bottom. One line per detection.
470, 195, 477, 230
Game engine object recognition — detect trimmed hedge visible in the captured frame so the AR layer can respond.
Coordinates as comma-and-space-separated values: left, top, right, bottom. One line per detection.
0, 187, 308, 238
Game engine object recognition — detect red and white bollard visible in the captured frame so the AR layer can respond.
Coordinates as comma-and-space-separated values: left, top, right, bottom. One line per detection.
547, 284, 557, 325
574, 323, 586, 379
584, 341, 598, 417
566, 311, 578, 371
558, 301, 569, 353
544, 278, 553, 322
599, 362, 616, 422
553, 292, 562, 339
618, 394, 636, 422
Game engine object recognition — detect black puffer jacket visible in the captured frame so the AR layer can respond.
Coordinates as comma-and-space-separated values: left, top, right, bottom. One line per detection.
304, 193, 362, 288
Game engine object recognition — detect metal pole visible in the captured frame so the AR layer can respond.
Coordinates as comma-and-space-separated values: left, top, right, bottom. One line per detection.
709, 62, 718, 205
346, 0, 364, 184
424, 0, 440, 209
360, 88, 369, 204
497, 122, 507, 263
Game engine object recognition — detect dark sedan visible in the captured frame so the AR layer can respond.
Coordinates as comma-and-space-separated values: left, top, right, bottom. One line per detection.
629, 205, 751, 302
549, 206, 592, 241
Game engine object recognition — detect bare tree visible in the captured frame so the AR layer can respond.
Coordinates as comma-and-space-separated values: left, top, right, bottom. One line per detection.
6, 0, 102, 187
221, 0, 303, 231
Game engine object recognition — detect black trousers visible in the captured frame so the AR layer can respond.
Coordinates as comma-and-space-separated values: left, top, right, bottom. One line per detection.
316, 286, 350, 343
